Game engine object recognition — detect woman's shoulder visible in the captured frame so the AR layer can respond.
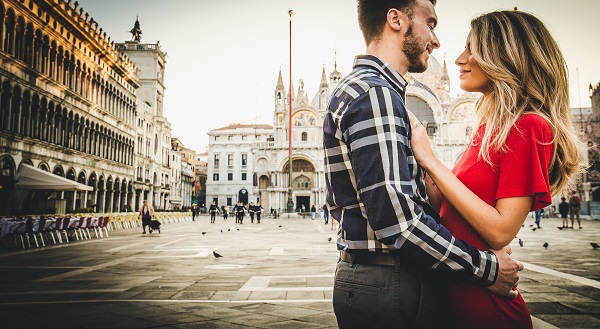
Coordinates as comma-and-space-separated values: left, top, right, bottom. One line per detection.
515, 112, 552, 130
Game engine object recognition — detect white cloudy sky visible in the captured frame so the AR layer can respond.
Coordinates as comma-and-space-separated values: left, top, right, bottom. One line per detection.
76, 0, 600, 152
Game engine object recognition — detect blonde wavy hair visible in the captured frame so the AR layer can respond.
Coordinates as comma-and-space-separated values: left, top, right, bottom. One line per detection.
468, 10, 583, 195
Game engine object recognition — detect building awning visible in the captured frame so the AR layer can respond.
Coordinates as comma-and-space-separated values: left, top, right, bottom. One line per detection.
15, 164, 93, 191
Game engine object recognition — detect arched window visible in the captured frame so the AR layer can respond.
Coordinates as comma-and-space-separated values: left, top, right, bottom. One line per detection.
301, 132, 307, 142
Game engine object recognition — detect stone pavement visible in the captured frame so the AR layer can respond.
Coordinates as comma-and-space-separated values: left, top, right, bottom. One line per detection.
0, 213, 598, 328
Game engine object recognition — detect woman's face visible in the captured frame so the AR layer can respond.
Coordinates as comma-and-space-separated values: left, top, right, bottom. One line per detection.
455, 32, 492, 95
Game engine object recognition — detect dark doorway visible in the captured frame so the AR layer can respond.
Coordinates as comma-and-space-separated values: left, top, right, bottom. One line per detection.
239, 188, 248, 205
296, 196, 310, 212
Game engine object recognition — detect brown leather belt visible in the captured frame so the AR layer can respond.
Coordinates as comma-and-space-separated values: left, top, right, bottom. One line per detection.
340, 250, 400, 266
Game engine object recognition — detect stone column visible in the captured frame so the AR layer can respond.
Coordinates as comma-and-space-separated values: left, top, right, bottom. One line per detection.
107, 191, 114, 213
98, 190, 105, 213
82, 191, 88, 208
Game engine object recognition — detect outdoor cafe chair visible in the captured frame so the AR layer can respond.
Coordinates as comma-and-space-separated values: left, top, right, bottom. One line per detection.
97, 216, 109, 237
36, 217, 48, 247
84, 217, 99, 239
58, 217, 70, 243
18, 218, 37, 249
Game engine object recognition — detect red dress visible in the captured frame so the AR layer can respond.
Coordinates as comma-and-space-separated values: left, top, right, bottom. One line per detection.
439, 114, 553, 329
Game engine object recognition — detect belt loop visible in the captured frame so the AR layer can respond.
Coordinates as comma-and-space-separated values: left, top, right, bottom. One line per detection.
394, 255, 401, 273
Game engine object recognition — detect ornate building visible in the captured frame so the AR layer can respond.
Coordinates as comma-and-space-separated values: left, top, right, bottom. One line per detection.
116, 17, 174, 211
0, 0, 182, 215
204, 55, 479, 213
0, 0, 138, 215
206, 124, 272, 208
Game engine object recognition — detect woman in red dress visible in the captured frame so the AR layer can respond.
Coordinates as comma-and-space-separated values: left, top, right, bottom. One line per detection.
408, 11, 582, 329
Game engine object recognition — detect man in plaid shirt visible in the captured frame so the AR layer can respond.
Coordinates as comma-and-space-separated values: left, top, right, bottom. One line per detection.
325, 1, 523, 327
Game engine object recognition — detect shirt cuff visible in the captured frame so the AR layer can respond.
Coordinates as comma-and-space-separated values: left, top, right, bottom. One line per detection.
473, 250, 499, 287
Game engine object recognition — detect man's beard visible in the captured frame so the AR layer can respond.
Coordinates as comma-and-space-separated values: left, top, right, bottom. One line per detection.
403, 23, 428, 73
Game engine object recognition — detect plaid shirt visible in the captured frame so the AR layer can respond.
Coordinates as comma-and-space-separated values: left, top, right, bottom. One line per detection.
324, 55, 498, 286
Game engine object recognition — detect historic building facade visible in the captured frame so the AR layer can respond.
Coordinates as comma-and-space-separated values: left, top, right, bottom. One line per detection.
205, 124, 272, 208
0, 0, 183, 215
0, 0, 139, 215
116, 18, 175, 211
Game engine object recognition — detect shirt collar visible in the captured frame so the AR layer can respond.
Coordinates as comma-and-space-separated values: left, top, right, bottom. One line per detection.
353, 55, 408, 94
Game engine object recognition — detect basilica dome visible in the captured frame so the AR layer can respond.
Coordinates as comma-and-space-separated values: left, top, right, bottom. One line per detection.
405, 55, 445, 94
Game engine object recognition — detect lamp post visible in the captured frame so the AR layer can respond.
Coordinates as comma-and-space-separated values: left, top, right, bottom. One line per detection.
286, 9, 294, 213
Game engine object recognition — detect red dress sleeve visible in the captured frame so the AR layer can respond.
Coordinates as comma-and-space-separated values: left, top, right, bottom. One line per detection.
495, 114, 553, 210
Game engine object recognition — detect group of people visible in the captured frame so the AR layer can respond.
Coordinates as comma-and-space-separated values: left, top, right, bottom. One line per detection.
204, 201, 264, 224
559, 191, 583, 229
324, 1, 582, 328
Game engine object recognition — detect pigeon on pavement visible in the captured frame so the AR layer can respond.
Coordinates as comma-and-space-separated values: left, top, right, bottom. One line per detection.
557, 227, 564, 230
531, 227, 537, 231
279, 225, 282, 227
591, 243, 600, 249
543, 242, 549, 249
328, 237, 332, 242
518, 239, 523, 247
213, 251, 223, 259
202, 232, 206, 235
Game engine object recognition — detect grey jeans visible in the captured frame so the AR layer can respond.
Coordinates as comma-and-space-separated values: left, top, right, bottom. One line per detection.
333, 259, 445, 329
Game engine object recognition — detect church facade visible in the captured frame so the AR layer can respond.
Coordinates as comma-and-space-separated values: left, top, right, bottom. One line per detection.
206, 56, 480, 213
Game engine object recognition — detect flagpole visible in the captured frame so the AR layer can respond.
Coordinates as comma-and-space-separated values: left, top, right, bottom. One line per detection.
286, 9, 294, 214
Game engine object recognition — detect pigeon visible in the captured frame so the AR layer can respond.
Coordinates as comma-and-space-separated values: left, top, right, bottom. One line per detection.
220, 229, 223, 233
228, 229, 230, 232
518, 239, 523, 247
557, 227, 564, 230
328, 237, 332, 242
213, 251, 223, 259
236, 228, 240, 231
543, 242, 549, 249
529, 224, 534, 227
279, 225, 282, 228
202, 232, 206, 235
591, 243, 600, 249
531, 227, 537, 231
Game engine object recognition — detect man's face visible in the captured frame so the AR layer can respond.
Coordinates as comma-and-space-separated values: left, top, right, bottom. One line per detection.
402, 0, 440, 73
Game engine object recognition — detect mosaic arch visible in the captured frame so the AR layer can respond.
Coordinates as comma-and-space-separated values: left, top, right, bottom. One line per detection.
292, 110, 318, 127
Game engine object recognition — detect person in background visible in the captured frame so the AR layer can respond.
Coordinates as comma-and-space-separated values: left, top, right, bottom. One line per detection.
569, 191, 582, 229
248, 202, 256, 223
558, 197, 569, 228
310, 204, 316, 220
191, 204, 198, 221
256, 203, 264, 224
209, 201, 219, 224
322, 203, 329, 225
221, 205, 229, 221
534, 209, 543, 229
138, 200, 155, 234
408, 10, 582, 329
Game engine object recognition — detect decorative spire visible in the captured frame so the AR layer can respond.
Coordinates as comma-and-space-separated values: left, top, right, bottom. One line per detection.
276, 68, 285, 91
130, 15, 142, 42
442, 55, 449, 81
329, 49, 343, 82
320, 67, 328, 88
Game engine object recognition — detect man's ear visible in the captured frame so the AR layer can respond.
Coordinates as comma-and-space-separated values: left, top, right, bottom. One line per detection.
387, 8, 405, 32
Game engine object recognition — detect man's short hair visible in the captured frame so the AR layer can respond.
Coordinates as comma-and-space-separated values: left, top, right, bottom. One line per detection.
357, 0, 436, 45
